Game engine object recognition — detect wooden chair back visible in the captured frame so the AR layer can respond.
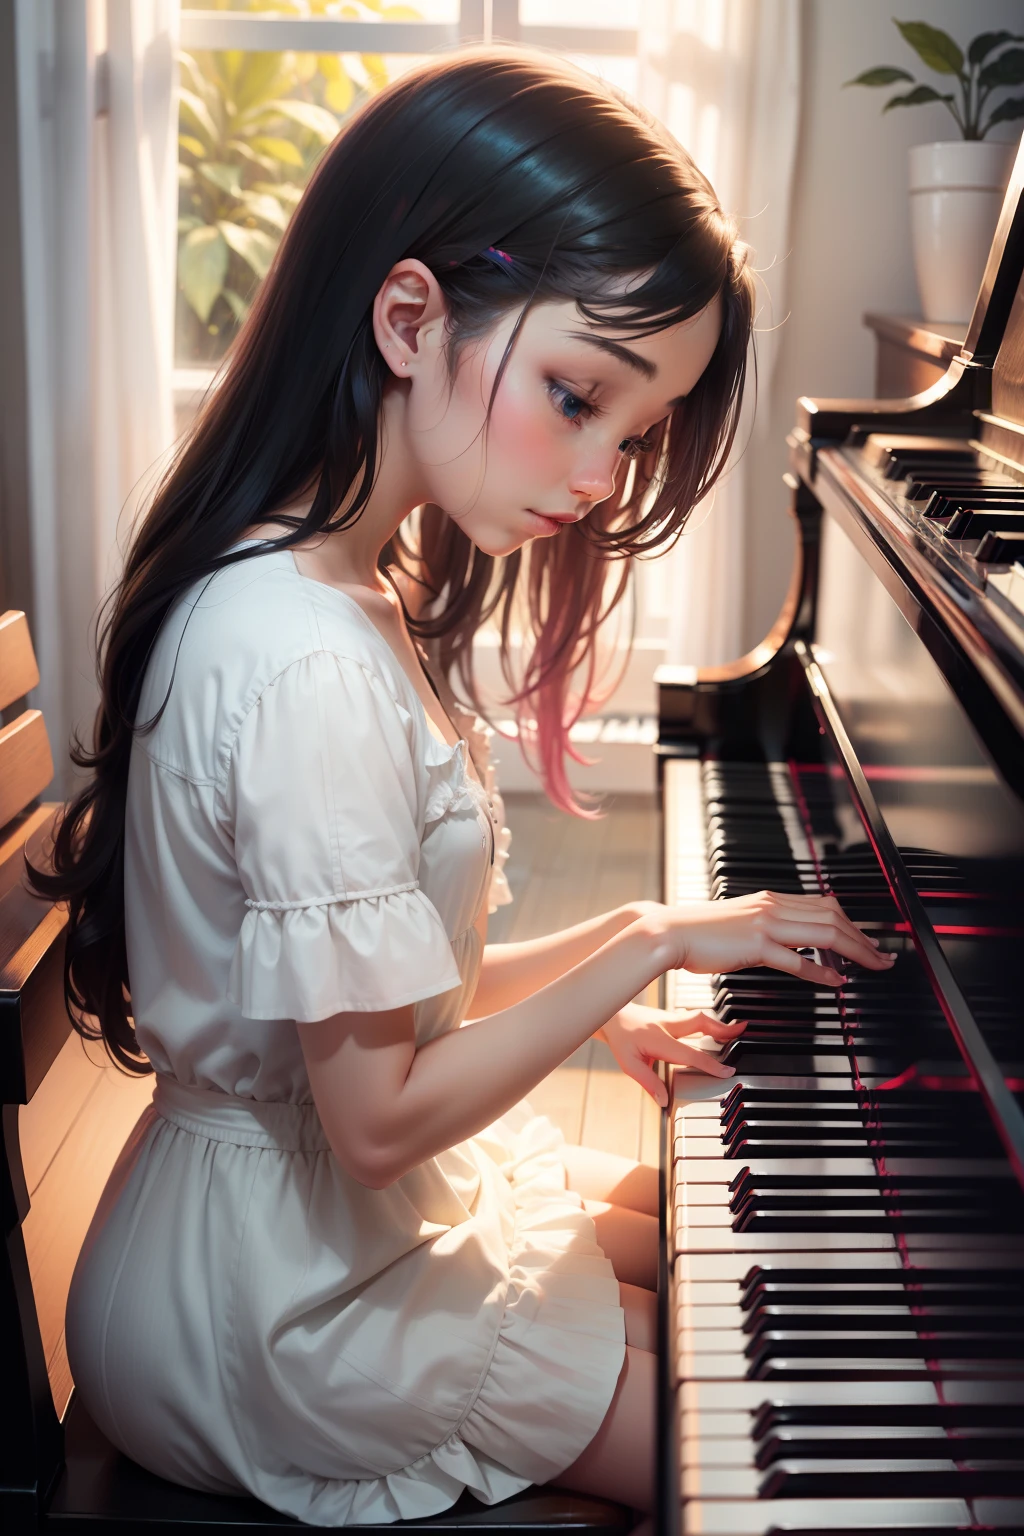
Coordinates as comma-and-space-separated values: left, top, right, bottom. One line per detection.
1, 610, 152, 1522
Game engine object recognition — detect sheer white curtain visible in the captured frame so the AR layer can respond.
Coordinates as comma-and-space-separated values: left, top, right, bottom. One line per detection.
635, 0, 801, 668
14, 0, 179, 795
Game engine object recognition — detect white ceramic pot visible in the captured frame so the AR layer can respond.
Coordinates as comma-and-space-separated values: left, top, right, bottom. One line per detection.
909, 140, 1017, 323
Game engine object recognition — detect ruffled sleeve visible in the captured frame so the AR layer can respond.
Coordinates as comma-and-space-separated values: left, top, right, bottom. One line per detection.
225, 652, 463, 1022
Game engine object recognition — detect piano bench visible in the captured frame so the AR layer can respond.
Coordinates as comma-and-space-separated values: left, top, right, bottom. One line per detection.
43, 1398, 634, 1533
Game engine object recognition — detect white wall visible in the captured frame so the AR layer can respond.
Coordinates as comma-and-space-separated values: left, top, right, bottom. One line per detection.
742, 0, 1024, 653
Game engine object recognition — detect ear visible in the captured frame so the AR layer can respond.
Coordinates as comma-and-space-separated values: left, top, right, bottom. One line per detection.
372, 259, 448, 380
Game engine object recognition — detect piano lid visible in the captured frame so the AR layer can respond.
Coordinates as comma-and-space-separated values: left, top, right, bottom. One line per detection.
789, 131, 1024, 1181
964, 132, 1024, 374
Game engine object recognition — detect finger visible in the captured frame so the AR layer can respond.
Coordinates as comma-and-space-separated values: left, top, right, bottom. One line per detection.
765, 892, 885, 949
760, 938, 847, 988
629, 1063, 670, 1109
764, 890, 872, 927
665, 1010, 747, 1040
660, 1039, 736, 1078
699, 1017, 749, 1042
753, 889, 844, 908
765, 916, 893, 971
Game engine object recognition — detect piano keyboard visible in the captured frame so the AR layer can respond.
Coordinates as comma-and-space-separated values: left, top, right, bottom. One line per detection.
662, 755, 1024, 1533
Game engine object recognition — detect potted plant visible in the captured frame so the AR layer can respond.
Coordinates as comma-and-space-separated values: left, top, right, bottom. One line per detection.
848, 20, 1023, 323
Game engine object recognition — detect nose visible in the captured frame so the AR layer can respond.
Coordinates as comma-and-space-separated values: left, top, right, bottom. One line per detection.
567, 449, 617, 508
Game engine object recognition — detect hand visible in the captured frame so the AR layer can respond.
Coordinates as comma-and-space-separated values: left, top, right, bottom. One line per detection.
598, 1001, 747, 1107
661, 890, 896, 988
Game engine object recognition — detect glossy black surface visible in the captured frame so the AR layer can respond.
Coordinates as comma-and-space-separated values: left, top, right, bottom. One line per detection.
814, 510, 1024, 1087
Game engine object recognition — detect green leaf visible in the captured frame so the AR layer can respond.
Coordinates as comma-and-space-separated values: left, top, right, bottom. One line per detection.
252, 179, 303, 207
231, 51, 287, 114
883, 84, 955, 111
177, 214, 204, 234
895, 20, 964, 76
264, 98, 340, 143
178, 87, 219, 147
324, 72, 355, 115
198, 161, 243, 197
984, 94, 1024, 129
979, 47, 1024, 89
179, 225, 228, 323
249, 135, 305, 168
178, 133, 207, 159
236, 189, 290, 231
845, 65, 915, 87
177, 52, 221, 120
218, 220, 278, 280
222, 287, 251, 324
969, 31, 1022, 66
226, 138, 278, 175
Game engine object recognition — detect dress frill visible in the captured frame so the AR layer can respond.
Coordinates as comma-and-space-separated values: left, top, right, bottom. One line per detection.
426, 706, 514, 915
256, 1111, 626, 1527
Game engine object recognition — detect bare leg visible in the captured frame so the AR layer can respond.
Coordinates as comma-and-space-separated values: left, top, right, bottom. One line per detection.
583, 1198, 659, 1292
619, 1280, 657, 1353
561, 1143, 659, 1218
547, 1148, 661, 1519
544, 1344, 656, 1514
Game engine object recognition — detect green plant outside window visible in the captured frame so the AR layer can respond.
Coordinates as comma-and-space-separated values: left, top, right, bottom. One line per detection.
176, 1, 422, 364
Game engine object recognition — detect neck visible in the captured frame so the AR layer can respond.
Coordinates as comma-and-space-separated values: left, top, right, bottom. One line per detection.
296, 382, 426, 590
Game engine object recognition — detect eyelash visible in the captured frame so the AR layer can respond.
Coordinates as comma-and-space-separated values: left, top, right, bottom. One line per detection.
545, 379, 654, 460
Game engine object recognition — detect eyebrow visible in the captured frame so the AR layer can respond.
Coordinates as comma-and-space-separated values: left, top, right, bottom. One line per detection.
564, 331, 687, 407
569, 333, 657, 379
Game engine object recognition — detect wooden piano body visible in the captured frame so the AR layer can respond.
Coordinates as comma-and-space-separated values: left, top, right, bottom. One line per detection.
657, 138, 1024, 1534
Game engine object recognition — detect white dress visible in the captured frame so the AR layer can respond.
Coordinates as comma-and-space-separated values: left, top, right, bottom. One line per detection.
66, 540, 626, 1526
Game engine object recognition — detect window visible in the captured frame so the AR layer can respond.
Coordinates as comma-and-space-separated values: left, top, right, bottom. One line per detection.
175, 1, 636, 368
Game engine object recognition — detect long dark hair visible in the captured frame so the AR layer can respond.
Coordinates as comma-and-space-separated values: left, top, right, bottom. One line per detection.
28, 46, 754, 1071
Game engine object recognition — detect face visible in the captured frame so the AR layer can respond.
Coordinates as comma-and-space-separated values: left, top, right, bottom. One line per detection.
374, 264, 724, 558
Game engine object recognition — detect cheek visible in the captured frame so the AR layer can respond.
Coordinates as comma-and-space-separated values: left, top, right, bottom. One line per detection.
483, 378, 567, 486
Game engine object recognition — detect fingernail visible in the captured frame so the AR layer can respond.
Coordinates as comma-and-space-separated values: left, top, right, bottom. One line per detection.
869, 935, 881, 947
721, 1065, 736, 1076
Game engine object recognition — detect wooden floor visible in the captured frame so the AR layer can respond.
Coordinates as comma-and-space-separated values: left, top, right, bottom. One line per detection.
488, 792, 663, 1167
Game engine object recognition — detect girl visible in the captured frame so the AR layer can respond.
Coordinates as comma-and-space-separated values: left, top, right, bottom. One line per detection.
33, 47, 893, 1531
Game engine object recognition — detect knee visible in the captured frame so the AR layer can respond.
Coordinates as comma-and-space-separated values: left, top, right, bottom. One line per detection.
618, 1281, 657, 1353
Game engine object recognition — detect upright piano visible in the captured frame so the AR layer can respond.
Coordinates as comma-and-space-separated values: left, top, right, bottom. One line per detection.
657, 136, 1024, 1535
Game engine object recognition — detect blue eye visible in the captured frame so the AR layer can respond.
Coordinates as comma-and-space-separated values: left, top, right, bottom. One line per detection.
547, 379, 593, 426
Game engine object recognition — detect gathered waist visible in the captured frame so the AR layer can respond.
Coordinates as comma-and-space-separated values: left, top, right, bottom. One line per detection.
153, 1076, 331, 1152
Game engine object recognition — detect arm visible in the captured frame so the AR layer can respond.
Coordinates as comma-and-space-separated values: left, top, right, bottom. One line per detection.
299, 906, 671, 1189
467, 900, 655, 1019
299, 889, 895, 1189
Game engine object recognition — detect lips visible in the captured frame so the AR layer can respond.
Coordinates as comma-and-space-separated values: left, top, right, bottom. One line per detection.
526, 509, 577, 533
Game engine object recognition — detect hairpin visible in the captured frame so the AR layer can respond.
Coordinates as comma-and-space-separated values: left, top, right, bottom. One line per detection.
480, 245, 515, 270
